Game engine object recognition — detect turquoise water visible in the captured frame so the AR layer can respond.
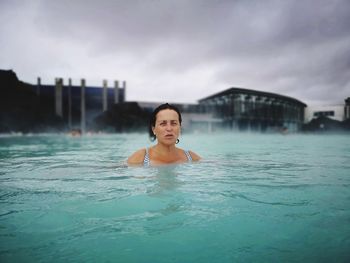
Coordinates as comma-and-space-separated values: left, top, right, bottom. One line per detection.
0, 133, 349, 262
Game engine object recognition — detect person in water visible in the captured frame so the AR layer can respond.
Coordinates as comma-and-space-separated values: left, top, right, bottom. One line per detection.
127, 103, 201, 166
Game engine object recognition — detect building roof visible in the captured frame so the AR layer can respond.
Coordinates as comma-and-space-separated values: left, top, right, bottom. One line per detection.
199, 87, 307, 107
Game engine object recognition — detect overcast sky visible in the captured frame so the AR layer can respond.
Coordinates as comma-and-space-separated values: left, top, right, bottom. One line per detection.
1, 0, 349, 105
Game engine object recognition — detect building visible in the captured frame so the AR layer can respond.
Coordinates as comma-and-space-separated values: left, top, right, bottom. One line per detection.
32, 77, 126, 131
305, 104, 345, 122
195, 87, 307, 132
344, 97, 350, 120
304, 97, 350, 123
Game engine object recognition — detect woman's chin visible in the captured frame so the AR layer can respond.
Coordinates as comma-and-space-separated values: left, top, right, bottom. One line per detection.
159, 139, 176, 146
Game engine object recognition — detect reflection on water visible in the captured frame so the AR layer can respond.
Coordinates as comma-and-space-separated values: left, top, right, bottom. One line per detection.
151, 165, 183, 193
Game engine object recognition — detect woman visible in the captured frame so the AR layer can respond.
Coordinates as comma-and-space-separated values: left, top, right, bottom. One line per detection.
127, 103, 200, 166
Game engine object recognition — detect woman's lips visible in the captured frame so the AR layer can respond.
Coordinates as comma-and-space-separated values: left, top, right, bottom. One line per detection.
165, 134, 174, 138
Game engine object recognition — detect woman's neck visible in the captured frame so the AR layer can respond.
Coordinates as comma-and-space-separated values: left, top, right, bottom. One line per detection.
153, 143, 177, 154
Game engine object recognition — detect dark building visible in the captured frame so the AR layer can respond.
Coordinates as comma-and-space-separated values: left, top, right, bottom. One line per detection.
197, 87, 307, 132
345, 97, 350, 120
30, 78, 126, 130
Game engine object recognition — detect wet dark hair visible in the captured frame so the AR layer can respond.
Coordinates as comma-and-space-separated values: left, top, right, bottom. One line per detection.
149, 103, 182, 141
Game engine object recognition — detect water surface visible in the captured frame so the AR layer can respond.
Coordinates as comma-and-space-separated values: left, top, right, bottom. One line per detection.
0, 133, 349, 262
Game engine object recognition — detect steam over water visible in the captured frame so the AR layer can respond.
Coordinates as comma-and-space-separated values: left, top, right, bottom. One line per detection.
0, 133, 349, 262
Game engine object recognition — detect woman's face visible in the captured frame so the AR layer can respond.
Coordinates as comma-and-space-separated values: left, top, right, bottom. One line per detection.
152, 109, 181, 146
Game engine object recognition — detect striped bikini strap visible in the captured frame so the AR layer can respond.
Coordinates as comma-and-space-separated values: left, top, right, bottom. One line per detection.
143, 148, 150, 166
184, 150, 192, 162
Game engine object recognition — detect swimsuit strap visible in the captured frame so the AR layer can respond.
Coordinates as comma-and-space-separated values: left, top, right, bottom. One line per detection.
143, 148, 150, 167
144, 148, 192, 166
184, 150, 192, 162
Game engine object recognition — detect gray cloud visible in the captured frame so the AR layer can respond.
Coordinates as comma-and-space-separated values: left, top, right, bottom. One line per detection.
1, 0, 349, 104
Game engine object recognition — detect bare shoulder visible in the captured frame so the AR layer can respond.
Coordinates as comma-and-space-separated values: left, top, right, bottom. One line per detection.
189, 150, 201, 161
127, 148, 146, 165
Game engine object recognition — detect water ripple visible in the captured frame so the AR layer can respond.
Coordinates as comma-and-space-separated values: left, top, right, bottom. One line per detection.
220, 191, 310, 206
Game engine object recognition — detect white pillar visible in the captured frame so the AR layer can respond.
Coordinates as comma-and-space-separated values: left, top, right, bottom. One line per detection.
114, 80, 119, 104
68, 78, 72, 128
121, 81, 126, 102
103, 79, 108, 111
81, 79, 86, 133
55, 78, 63, 117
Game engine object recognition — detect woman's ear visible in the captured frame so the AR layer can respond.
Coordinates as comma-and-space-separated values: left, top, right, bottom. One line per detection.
152, 126, 155, 135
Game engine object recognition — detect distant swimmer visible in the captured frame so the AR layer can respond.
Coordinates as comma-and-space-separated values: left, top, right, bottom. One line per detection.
68, 128, 82, 137
127, 103, 201, 167
280, 126, 288, 135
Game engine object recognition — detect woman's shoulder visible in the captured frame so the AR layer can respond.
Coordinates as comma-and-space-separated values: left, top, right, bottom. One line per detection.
188, 150, 201, 161
178, 148, 201, 161
127, 148, 147, 165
